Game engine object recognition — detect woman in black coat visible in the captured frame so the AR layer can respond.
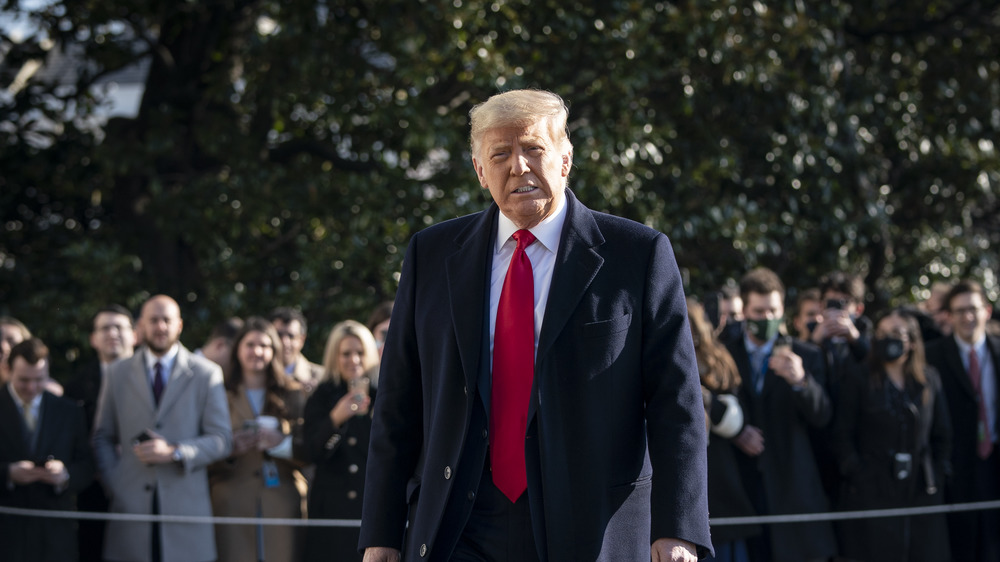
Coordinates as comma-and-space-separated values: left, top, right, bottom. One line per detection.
688, 299, 760, 562
834, 308, 952, 562
302, 320, 380, 562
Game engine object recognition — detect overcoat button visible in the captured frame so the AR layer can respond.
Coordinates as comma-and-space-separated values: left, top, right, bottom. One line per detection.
347, 437, 358, 446
467, 491, 476, 501
349, 464, 359, 474
420, 544, 428, 557
444, 466, 452, 479
347, 490, 358, 500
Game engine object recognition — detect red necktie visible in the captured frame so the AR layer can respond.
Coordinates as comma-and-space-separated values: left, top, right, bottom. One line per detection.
969, 348, 993, 459
491, 229, 536, 502
153, 362, 165, 406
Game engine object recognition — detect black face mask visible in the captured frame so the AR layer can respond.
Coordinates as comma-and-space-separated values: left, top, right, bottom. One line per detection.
718, 320, 744, 344
874, 337, 907, 362
805, 320, 818, 337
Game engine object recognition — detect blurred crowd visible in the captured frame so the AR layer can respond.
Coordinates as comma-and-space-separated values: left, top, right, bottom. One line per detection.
0, 299, 391, 562
2, 268, 1000, 562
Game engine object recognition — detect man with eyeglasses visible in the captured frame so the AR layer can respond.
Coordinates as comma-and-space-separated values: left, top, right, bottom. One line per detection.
926, 279, 1000, 561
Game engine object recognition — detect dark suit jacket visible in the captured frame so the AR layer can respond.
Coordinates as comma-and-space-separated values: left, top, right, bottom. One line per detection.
925, 334, 1000, 502
726, 337, 838, 562
360, 191, 711, 561
0, 389, 95, 561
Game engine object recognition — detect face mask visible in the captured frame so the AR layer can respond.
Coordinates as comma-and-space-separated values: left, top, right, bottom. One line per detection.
874, 337, 907, 362
747, 318, 782, 342
718, 320, 744, 343
805, 320, 818, 336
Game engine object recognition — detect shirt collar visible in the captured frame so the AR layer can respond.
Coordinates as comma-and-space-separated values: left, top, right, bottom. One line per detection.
955, 334, 987, 357
145, 343, 180, 374
495, 193, 568, 255
7, 383, 42, 411
744, 333, 774, 356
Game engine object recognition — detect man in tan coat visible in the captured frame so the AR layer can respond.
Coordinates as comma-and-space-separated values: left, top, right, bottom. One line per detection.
93, 295, 232, 562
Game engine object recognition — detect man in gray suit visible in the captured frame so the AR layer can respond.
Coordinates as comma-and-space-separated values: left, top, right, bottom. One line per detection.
93, 295, 232, 562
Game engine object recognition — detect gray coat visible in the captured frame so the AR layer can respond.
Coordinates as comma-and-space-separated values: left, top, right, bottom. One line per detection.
93, 345, 232, 562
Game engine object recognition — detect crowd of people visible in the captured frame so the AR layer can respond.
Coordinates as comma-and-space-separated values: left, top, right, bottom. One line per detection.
3, 270, 998, 562
695, 269, 1000, 562
0, 298, 391, 562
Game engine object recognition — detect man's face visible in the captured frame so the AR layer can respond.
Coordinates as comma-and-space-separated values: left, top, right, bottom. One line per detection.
948, 292, 991, 344
718, 296, 744, 327
794, 299, 824, 340
273, 319, 305, 366
744, 291, 784, 322
90, 312, 136, 363
473, 118, 572, 230
10, 356, 47, 404
139, 298, 183, 355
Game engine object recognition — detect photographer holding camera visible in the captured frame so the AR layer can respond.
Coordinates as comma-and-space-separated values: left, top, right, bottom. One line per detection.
833, 308, 951, 562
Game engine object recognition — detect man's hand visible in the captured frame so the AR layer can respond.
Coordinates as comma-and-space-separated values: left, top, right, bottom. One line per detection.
8, 460, 43, 485
133, 430, 176, 465
37, 459, 69, 486
231, 428, 259, 456
652, 538, 698, 562
362, 546, 401, 562
769, 346, 805, 386
732, 425, 765, 456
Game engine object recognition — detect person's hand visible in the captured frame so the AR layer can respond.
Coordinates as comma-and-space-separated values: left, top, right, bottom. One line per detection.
38, 459, 69, 486
8, 460, 42, 485
257, 426, 285, 451
330, 392, 372, 427
769, 346, 805, 386
732, 425, 765, 457
651, 538, 698, 562
133, 431, 176, 465
823, 309, 860, 341
362, 546, 401, 562
231, 428, 259, 456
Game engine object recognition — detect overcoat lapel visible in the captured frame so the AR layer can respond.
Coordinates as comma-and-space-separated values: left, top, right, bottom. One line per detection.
122, 353, 156, 415
530, 191, 604, 422
0, 389, 30, 458
445, 205, 498, 402
157, 347, 195, 421
944, 337, 977, 400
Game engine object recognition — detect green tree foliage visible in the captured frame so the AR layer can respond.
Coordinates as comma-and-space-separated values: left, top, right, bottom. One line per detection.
1, 0, 998, 373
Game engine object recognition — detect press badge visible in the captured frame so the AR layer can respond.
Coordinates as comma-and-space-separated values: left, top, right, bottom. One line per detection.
262, 460, 280, 488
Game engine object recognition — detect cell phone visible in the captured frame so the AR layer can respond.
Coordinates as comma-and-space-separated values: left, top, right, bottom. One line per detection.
826, 298, 847, 310
132, 430, 153, 446
33, 455, 54, 467
773, 335, 793, 351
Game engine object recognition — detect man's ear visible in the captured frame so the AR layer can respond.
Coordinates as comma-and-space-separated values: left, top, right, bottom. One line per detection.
562, 151, 573, 176
472, 157, 487, 188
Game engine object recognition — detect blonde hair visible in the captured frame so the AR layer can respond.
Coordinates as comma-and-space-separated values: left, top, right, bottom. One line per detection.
469, 89, 571, 159
322, 320, 380, 386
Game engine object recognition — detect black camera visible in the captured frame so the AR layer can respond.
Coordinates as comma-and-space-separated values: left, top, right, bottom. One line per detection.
826, 298, 848, 310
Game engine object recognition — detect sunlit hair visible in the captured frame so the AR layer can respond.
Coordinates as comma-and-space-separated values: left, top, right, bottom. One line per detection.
869, 308, 929, 391
7, 338, 48, 369
687, 298, 742, 392
739, 266, 785, 302
322, 320, 380, 387
226, 316, 296, 418
0, 316, 32, 340
469, 89, 572, 159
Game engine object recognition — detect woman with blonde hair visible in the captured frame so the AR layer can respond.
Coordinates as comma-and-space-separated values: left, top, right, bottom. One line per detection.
302, 320, 379, 561
209, 317, 308, 562
688, 298, 760, 562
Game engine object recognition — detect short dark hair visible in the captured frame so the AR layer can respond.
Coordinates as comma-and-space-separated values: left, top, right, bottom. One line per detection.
209, 317, 245, 343
718, 283, 740, 301
92, 304, 134, 330
944, 280, 989, 312
819, 271, 866, 303
8, 338, 49, 369
269, 307, 307, 333
796, 288, 822, 311
740, 267, 785, 302
366, 301, 394, 333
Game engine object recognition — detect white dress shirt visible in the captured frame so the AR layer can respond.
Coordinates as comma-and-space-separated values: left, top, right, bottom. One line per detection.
489, 196, 568, 364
